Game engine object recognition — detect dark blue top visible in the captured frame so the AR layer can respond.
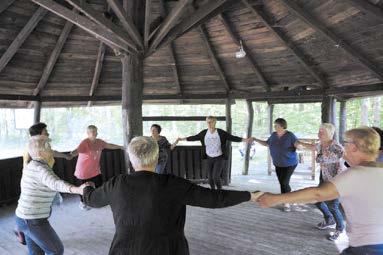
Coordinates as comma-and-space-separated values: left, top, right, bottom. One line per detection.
267, 131, 298, 167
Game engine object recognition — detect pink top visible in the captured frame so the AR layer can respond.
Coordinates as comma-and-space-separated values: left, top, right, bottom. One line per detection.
74, 138, 107, 180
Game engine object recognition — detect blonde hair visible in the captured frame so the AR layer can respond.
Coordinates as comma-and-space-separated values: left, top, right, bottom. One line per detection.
128, 136, 159, 168
28, 135, 53, 161
345, 127, 380, 157
87, 125, 97, 132
206, 116, 217, 122
320, 123, 336, 139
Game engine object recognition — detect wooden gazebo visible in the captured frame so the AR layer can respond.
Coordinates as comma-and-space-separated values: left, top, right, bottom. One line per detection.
0, 0, 382, 202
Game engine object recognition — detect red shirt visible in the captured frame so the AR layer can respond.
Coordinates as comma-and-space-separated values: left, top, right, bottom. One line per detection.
75, 138, 106, 179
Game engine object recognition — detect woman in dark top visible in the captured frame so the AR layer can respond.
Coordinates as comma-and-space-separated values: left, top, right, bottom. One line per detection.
84, 136, 261, 255
179, 116, 250, 190
252, 118, 299, 212
150, 124, 178, 174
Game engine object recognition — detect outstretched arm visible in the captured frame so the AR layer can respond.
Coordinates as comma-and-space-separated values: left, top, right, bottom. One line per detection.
83, 176, 117, 208
252, 137, 268, 147
105, 143, 124, 150
258, 182, 339, 208
53, 150, 71, 160
295, 140, 316, 150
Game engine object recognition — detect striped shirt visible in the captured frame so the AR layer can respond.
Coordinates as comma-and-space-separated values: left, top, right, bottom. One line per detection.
15, 160, 72, 219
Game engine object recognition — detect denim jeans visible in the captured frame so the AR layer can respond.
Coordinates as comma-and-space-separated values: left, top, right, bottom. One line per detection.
15, 216, 64, 255
341, 244, 383, 255
316, 174, 345, 231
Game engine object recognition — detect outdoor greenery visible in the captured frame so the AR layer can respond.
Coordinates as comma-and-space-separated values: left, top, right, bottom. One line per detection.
0, 96, 381, 159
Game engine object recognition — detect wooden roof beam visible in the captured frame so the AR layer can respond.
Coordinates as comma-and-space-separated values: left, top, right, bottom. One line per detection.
0, 0, 16, 14
33, 19, 74, 97
0, 7, 47, 74
219, 13, 271, 92
147, 0, 235, 56
65, 0, 138, 53
158, 0, 183, 101
144, 0, 152, 49
87, 42, 106, 107
199, 25, 231, 93
149, 0, 193, 52
279, 0, 383, 81
346, 0, 383, 22
242, 0, 327, 88
106, 0, 143, 49
31, 0, 135, 54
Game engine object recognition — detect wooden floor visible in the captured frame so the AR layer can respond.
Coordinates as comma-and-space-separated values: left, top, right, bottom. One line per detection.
0, 174, 348, 255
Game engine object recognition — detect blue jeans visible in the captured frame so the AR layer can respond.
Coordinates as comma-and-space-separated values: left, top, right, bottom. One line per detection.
316, 198, 345, 231
15, 216, 64, 255
341, 244, 383, 255
316, 174, 345, 231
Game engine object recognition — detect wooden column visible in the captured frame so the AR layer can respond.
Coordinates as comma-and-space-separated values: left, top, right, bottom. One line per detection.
225, 98, 232, 185
33, 101, 41, 124
121, 54, 144, 173
267, 103, 273, 175
243, 100, 253, 175
321, 95, 336, 124
339, 100, 347, 144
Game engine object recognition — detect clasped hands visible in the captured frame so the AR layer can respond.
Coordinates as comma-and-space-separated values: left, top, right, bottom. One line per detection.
250, 191, 280, 208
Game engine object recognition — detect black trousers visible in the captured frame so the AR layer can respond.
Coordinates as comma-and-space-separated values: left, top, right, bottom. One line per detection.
78, 174, 103, 202
206, 156, 225, 190
275, 165, 297, 194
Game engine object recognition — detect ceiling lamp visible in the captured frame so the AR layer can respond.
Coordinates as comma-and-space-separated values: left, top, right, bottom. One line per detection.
235, 40, 246, 59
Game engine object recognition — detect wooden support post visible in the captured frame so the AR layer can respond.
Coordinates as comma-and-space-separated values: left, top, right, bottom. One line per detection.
225, 98, 232, 184
321, 95, 336, 124
339, 101, 347, 144
33, 101, 42, 124
243, 100, 253, 175
121, 54, 144, 173
267, 103, 274, 175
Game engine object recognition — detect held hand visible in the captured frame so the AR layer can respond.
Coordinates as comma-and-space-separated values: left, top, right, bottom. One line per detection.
250, 191, 264, 202
257, 193, 280, 208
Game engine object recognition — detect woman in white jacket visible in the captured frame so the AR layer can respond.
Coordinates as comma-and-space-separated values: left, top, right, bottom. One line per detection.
15, 135, 91, 255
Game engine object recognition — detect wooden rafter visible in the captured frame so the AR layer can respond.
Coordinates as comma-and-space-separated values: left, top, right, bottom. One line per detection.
65, 0, 138, 53
148, 0, 236, 55
0, 7, 47, 74
199, 25, 230, 93
158, 0, 182, 97
1, 83, 382, 102
106, 0, 143, 49
280, 0, 383, 81
219, 13, 271, 92
149, 0, 192, 52
346, 0, 383, 22
33, 18, 74, 96
0, 0, 16, 14
242, 0, 327, 88
30, 0, 134, 53
87, 42, 106, 107
144, 0, 152, 49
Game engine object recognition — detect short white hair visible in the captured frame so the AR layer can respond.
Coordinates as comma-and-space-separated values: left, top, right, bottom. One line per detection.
128, 136, 159, 168
320, 123, 336, 139
28, 135, 52, 160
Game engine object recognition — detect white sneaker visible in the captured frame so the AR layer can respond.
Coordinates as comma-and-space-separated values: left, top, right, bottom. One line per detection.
283, 203, 291, 212
79, 202, 91, 211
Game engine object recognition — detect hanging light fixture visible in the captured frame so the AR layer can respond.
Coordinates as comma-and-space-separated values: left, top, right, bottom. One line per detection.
235, 40, 246, 59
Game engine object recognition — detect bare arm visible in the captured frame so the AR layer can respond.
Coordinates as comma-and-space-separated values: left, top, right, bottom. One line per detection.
295, 140, 316, 150
52, 150, 71, 160
258, 182, 340, 208
252, 137, 268, 147
70, 149, 79, 158
105, 143, 124, 150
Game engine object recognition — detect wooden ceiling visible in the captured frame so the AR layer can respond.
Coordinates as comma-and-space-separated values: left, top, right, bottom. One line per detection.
0, 0, 382, 107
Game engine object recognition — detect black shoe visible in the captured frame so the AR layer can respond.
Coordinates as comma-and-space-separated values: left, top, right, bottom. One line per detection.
14, 230, 26, 245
